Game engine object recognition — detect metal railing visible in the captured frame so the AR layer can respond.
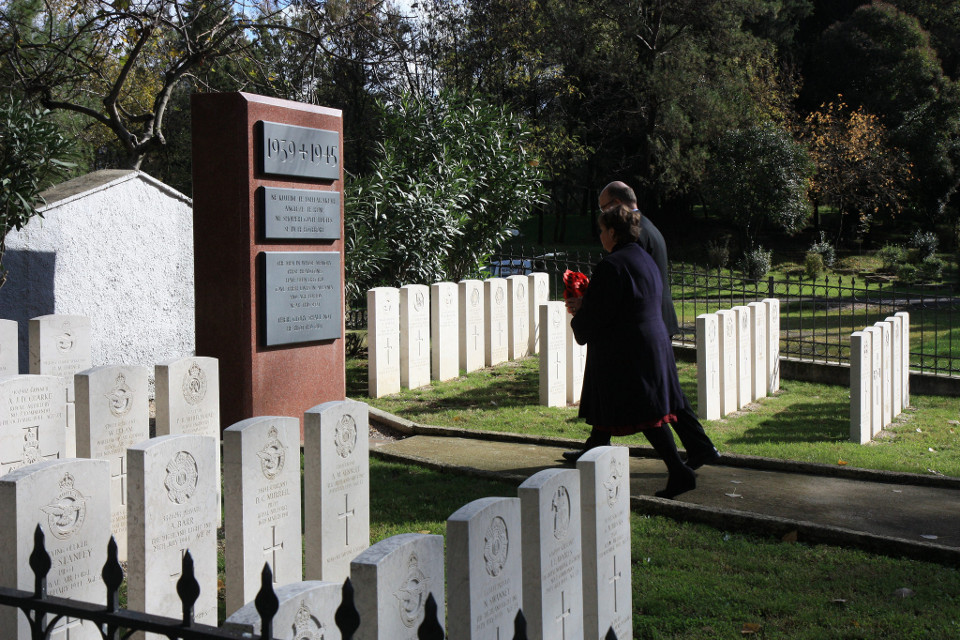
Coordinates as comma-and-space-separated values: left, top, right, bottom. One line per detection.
347, 246, 959, 378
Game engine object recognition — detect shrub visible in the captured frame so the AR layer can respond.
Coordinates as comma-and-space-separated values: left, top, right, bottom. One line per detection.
804, 252, 825, 280
808, 233, 836, 268
877, 244, 907, 272
916, 256, 944, 282
741, 246, 772, 281
896, 262, 918, 284
706, 237, 731, 268
909, 230, 939, 259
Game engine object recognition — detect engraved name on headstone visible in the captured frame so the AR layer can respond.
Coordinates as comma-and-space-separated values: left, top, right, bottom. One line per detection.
127, 434, 220, 635
519, 468, 583, 640
540, 302, 567, 407
431, 282, 459, 381
0, 375, 66, 477
304, 400, 370, 584
224, 416, 303, 616
261, 121, 339, 180
75, 365, 150, 561
368, 287, 401, 398
264, 251, 341, 345
351, 533, 445, 640
447, 497, 523, 640
484, 279, 509, 367
400, 285, 431, 390
262, 186, 341, 240
696, 314, 720, 420
0, 458, 110, 640
459, 280, 486, 374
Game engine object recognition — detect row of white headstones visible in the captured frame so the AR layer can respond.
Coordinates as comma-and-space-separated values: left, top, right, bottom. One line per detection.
850, 312, 911, 444
0, 383, 633, 640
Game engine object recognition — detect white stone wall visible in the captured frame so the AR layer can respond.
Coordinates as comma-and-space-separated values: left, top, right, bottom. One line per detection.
0, 170, 194, 390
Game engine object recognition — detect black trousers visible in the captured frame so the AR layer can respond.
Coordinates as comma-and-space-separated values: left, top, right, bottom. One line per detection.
587, 391, 715, 455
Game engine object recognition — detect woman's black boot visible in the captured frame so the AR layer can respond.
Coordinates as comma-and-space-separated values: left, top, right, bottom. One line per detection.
644, 425, 696, 499
562, 427, 612, 462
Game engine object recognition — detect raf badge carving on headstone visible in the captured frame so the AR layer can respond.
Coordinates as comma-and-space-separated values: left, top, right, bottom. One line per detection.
604, 457, 623, 507
395, 553, 430, 628
106, 373, 134, 418
56, 321, 75, 354
258, 426, 287, 480
42, 472, 87, 540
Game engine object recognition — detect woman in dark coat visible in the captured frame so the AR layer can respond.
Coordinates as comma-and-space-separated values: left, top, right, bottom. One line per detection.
564, 204, 696, 498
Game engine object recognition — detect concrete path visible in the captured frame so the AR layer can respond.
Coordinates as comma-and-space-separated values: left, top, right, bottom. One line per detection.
368, 409, 960, 566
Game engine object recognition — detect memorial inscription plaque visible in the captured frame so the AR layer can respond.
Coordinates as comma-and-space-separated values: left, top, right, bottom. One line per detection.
260, 121, 339, 179
264, 251, 341, 345
261, 187, 341, 240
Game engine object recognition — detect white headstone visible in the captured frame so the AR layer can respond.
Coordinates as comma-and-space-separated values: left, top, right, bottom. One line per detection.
748, 301, 768, 400
0, 375, 66, 477
519, 468, 583, 640
874, 321, 892, 429
351, 533, 445, 640
849, 331, 872, 444
225, 580, 345, 639
566, 314, 587, 405
762, 298, 780, 393
367, 287, 401, 398
528, 272, 550, 354
75, 364, 150, 562
695, 314, 720, 420
0, 319, 17, 376
539, 302, 567, 407
507, 275, 530, 360
716, 309, 738, 417
733, 306, 752, 407
224, 416, 303, 616
446, 497, 523, 640
884, 315, 903, 418
127, 434, 220, 632
459, 280, 486, 374
431, 282, 459, 381
28, 314, 92, 403
0, 458, 110, 640
484, 278, 509, 367
400, 284, 430, 390
578, 447, 632, 640
863, 326, 883, 437
304, 400, 370, 584
154, 356, 221, 524
895, 311, 910, 408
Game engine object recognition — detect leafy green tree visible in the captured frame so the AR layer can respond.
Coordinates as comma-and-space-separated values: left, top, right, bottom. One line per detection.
345, 91, 546, 305
705, 124, 812, 248
0, 96, 75, 286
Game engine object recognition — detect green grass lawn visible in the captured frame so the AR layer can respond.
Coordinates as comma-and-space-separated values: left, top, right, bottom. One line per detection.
350, 355, 960, 477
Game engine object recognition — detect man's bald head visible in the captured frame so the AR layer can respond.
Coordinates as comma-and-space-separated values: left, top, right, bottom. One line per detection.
599, 181, 638, 210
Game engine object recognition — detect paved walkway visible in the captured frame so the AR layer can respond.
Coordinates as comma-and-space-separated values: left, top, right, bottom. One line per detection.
368, 408, 960, 566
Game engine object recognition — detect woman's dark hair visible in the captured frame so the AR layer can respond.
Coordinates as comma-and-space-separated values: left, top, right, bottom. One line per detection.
598, 203, 641, 243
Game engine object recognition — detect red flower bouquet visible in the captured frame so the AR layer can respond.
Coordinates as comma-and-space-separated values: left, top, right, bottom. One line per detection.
563, 269, 590, 300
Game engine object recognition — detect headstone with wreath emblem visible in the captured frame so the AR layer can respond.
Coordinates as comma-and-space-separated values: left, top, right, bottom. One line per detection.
0, 374, 66, 478
446, 497, 523, 640
519, 468, 583, 640
29, 314, 92, 457
351, 532, 445, 640
75, 365, 150, 562
484, 278, 509, 367
430, 282, 459, 381
304, 400, 370, 583
127, 434, 219, 634
367, 287, 401, 398
225, 580, 344, 639
507, 275, 530, 360
0, 458, 110, 639
578, 446, 632, 640
400, 284, 430, 390
0, 319, 17, 376
223, 416, 303, 616
459, 280, 486, 374
528, 272, 549, 355
539, 302, 567, 407
154, 356, 221, 523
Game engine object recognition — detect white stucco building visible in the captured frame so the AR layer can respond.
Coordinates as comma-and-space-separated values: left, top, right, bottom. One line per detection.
0, 170, 195, 384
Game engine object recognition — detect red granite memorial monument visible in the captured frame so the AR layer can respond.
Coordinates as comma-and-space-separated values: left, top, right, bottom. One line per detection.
192, 92, 345, 434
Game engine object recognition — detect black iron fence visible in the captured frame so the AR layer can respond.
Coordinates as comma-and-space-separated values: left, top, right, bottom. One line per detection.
347, 246, 960, 378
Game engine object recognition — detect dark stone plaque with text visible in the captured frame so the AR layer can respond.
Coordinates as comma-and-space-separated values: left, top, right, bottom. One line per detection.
261, 187, 341, 240
260, 121, 339, 179
264, 251, 341, 345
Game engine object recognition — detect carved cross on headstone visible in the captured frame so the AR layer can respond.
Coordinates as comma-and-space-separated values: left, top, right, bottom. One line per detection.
170, 548, 188, 584
609, 555, 623, 613
554, 352, 563, 378
338, 494, 355, 545
112, 455, 127, 506
263, 525, 284, 582
50, 615, 83, 639
555, 590, 572, 640
384, 336, 394, 365
473, 325, 481, 350
416, 329, 426, 357
496, 322, 505, 347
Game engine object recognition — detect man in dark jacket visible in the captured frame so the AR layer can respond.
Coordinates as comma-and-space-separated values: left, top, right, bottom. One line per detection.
588, 181, 719, 469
